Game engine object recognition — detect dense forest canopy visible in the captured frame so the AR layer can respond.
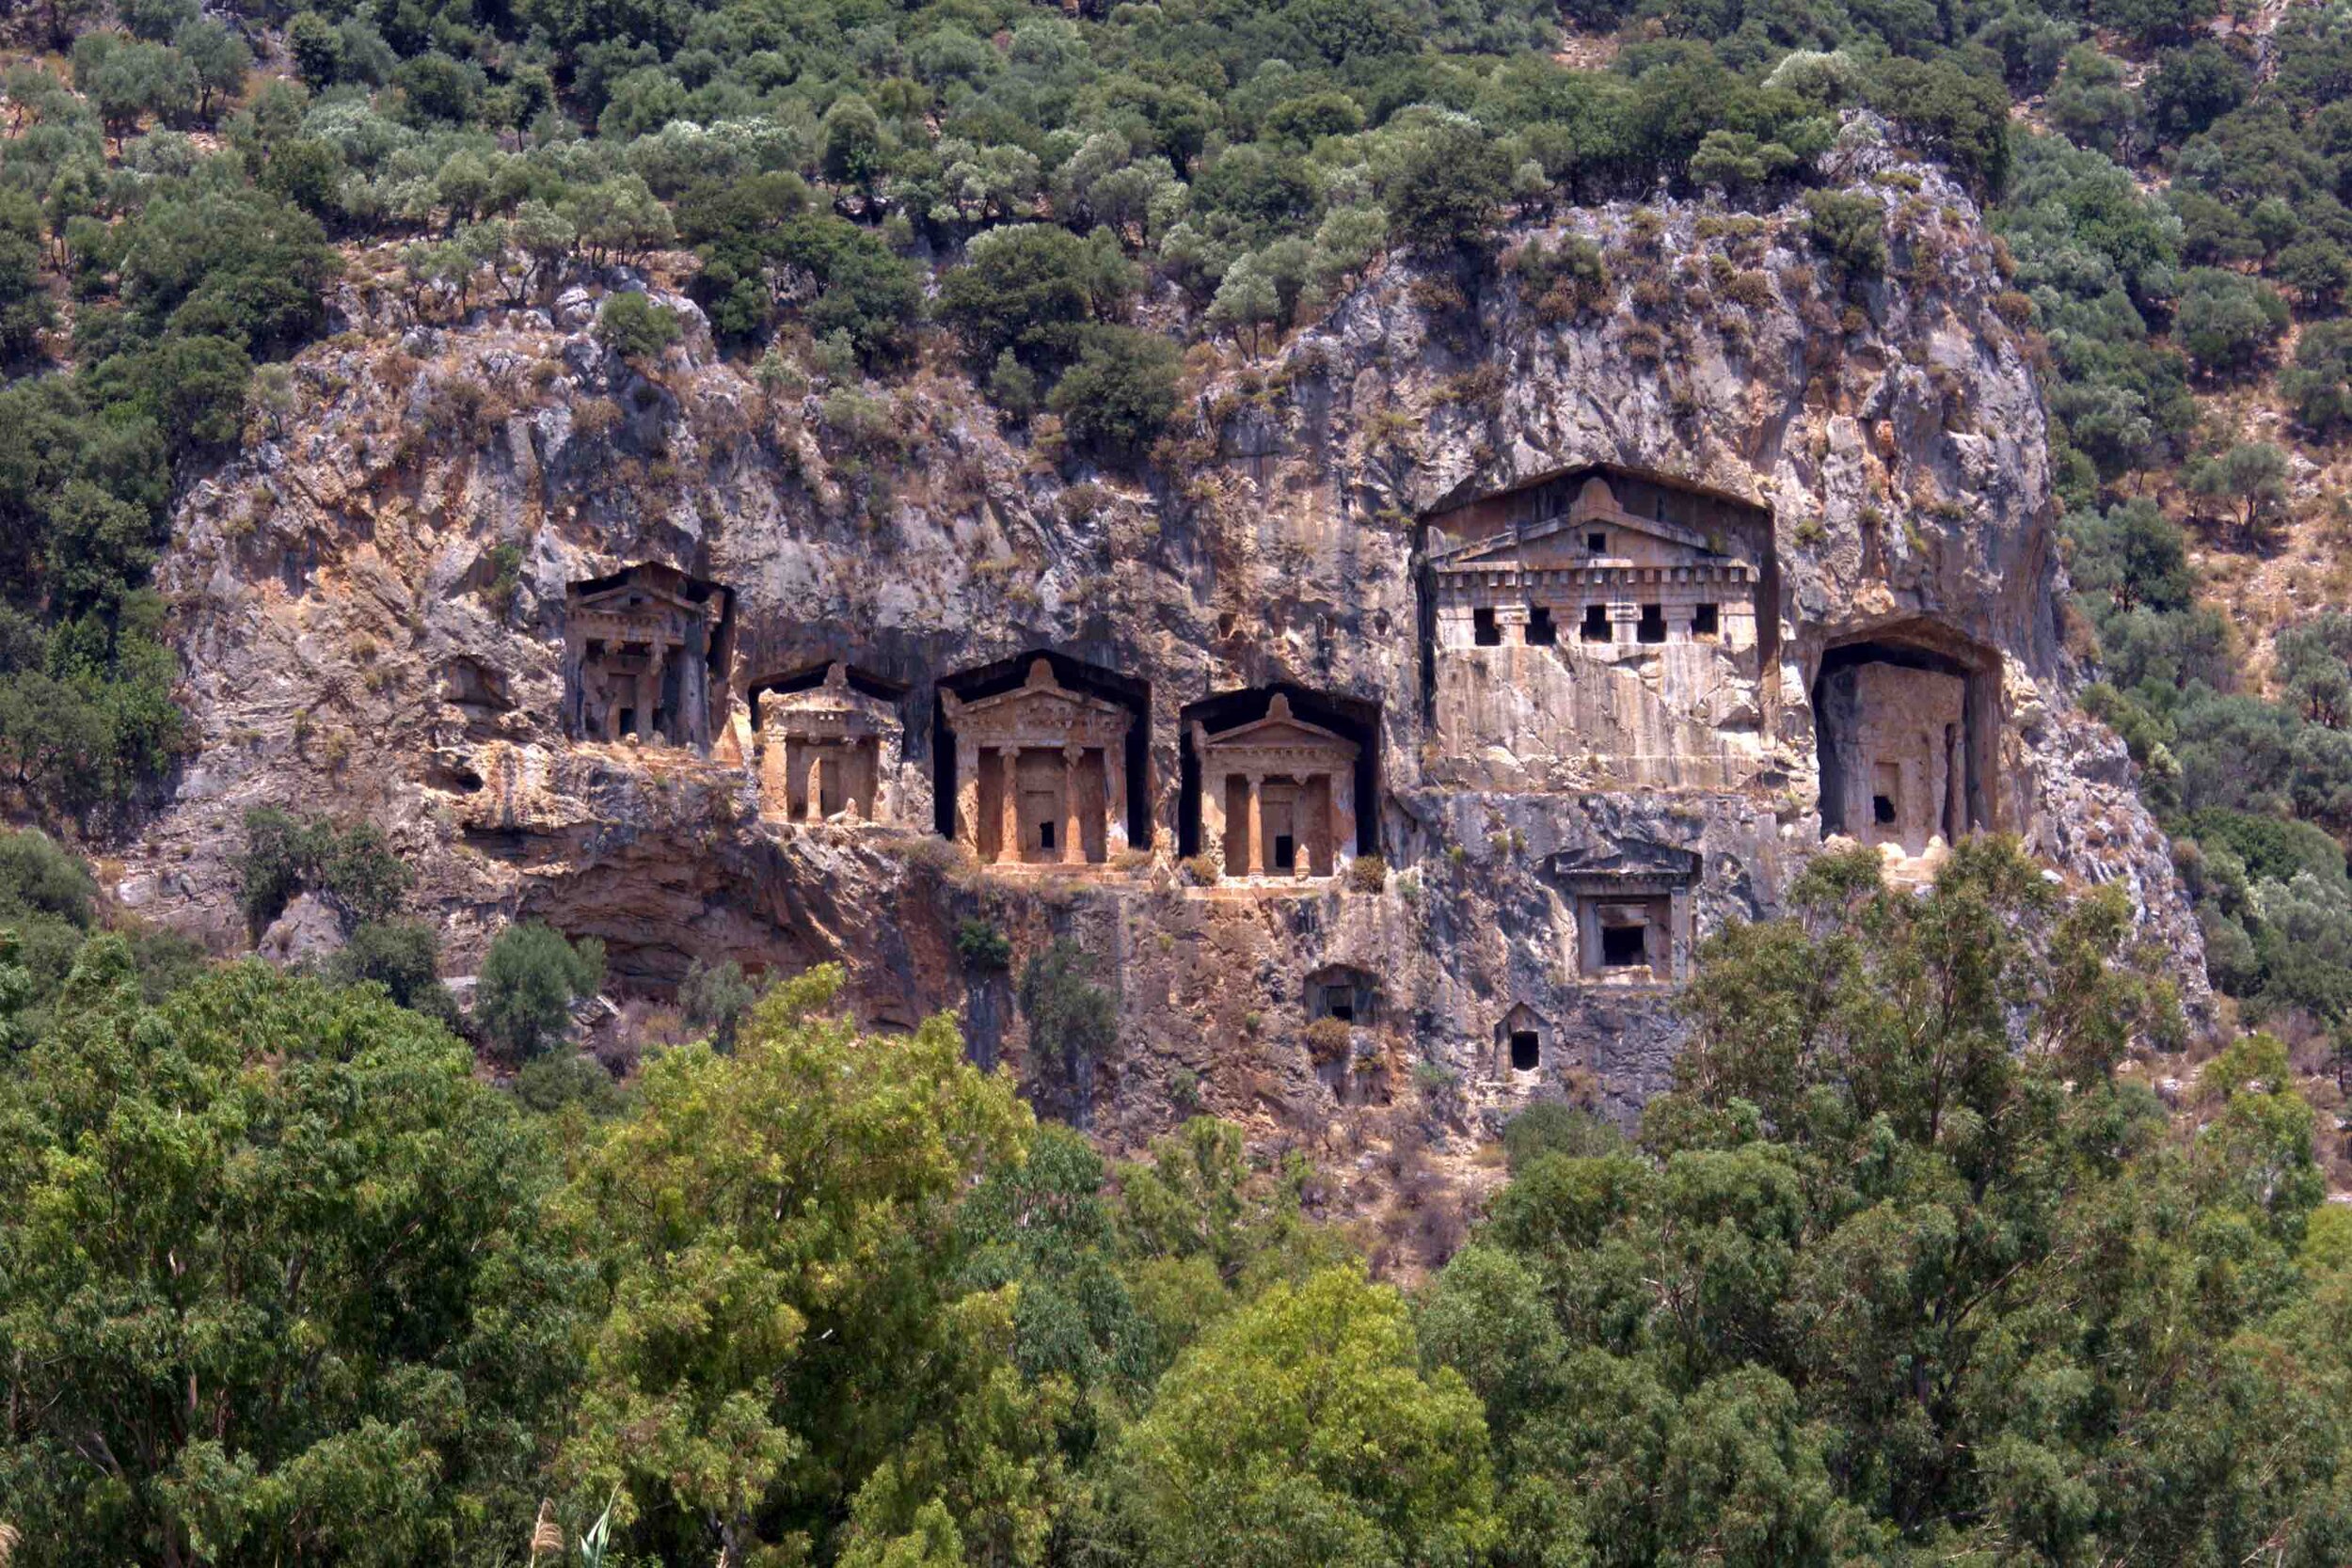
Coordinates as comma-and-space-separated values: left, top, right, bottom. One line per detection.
11, 830, 2352, 1568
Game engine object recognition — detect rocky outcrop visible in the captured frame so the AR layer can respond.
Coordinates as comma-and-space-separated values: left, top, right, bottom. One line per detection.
117, 120, 2203, 1150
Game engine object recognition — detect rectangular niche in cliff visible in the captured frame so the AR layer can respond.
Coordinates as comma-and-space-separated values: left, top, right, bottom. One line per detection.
937, 654, 1149, 868
1497, 1004, 1549, 1075
564, 563, 738, 753
1307, 964, 1380, 1026
1419, 463, 1781, 792
749, 661, 908, 824
1178, 689, 1379, 881
1549, 841, 1701, 986
1812, 624, 1999, 862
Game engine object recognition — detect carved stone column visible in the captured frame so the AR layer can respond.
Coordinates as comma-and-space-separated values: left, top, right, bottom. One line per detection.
1244, 773, 1264, 877
1104, 746, 1128, 852
1305, 773, 1332, 877
644, 639, 668, 742
955, 737, 980, 852
1061, 743, 1085, 864
998, 748, 1022, 865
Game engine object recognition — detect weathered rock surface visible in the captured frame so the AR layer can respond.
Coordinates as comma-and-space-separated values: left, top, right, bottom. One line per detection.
119, 126, 2203, 1149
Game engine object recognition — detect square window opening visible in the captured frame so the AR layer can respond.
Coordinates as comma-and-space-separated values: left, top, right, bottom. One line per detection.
1588, 531, 1607, 554
1509, 1030, 1540, 1070
1273, 833, 1295, 871
1581, 604, 1613, 642
1637, 604, 1667, 643
1472, 608, 1501, 646
1039, 819, 1057, 850
1527, 606, 1557, 645
617, 706, 636, 736
1692, 602, 1720, 638
1872, 794, 1898, 826
1600, 924, 1648, 968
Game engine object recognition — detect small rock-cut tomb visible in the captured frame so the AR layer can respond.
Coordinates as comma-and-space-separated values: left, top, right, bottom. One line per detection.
1190, 694, 1361, 880
944, 657, 1136, 866
1813, 633, 1997, 860
1550, 842, 1701, 984
1307, 964, 1380, 1025
754, 663, 901, 823
564, 563, 736, 752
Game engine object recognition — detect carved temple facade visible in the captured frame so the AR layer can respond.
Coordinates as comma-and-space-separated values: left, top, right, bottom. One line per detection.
1191, 695, 1360, 880
754, 663, 901, 823
563, 564, 737, 752
944, 658, 1134, 867
1423, 466, 1777, 792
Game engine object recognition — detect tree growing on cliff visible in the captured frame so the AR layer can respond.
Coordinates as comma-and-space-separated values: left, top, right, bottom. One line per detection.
594, 292, 681, 364
1019, 938, 1119, 1120
1380, 116, 1508, 255
475, 920, 603, 1059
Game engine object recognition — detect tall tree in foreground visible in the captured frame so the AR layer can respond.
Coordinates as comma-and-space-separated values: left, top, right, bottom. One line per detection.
0, 943, 579, 1568
558, 964, 1041, 1568
1113, 1266, 1499, 1568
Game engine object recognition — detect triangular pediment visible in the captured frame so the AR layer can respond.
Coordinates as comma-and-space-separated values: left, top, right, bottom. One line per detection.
1438, 512, 1725, 569
1210, 718, 1353, 751
1203, 696, 1358, 756
967, 683, 1122, 721
576, 581, 704, 617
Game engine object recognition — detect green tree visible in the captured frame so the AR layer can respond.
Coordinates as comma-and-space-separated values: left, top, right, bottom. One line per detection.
594, 291, 682, 363
1867, 55, 2013, 193
236, 806, 412, 932
330, 916, 459, 1022
677, 955, 757, 1051
0, 946, 580, 1565
2186, 440, 2292, 542
939, 224, 1140, 372
0, 192, 54, 363
1045, 325, 1182, 461
559, 965, 1036, 1566
2174, 266, 2290, 377
1423, 839, 2352, 1566
1802, 188, 1886, 277
2282, 320, 2352, 433
770, 214, 926, 368
1381, 116, 1508, 255
174, 17, 251, 122
2146, 40, 2250, 137
1114, 1266, 1498, 1568
473, 920, 603, 1059
1018, 936, 1119, 1118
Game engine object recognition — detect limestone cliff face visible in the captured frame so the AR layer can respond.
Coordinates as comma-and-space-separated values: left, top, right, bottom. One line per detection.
119, 121, 2201, 1145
